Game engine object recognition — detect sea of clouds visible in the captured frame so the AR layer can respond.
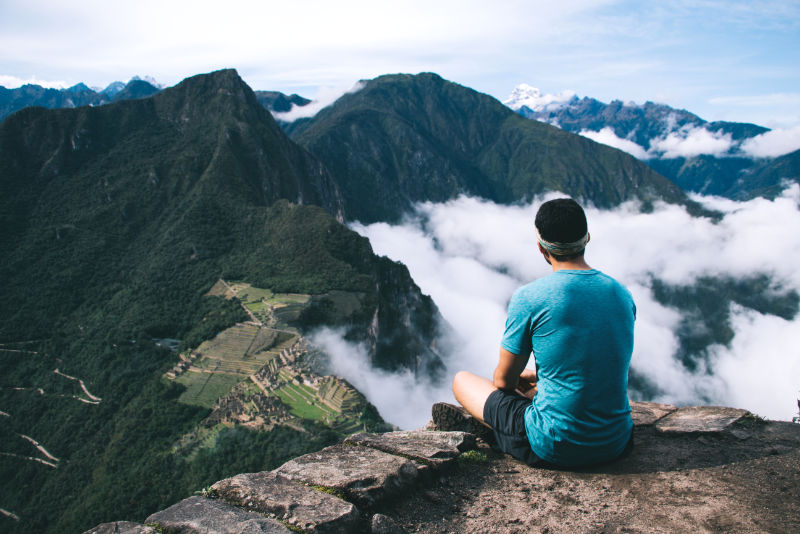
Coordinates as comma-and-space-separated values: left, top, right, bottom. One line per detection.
580, 124, 800, 159
312, 186, 800, 429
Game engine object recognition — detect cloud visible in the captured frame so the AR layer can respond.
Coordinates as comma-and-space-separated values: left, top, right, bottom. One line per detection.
739, 125, 800, 158
309, 328, 450, 430
648, 126, 734, 158
579, 127, 650, 159
339, 186, 800, 428
0, 74, 68, 89
271, 82, 365, 122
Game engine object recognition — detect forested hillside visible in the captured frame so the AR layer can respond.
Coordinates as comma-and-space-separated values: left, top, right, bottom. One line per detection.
0, 69, 443, 533
287, 73, 696, 223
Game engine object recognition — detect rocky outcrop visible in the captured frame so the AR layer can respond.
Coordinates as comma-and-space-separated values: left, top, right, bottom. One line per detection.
85, 402, 800, 534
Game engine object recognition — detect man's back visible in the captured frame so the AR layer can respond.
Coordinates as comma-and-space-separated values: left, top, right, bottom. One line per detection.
502, 269, 636, 466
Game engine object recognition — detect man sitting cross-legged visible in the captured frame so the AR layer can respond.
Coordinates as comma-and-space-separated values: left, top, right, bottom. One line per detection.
451, 198, 636, 467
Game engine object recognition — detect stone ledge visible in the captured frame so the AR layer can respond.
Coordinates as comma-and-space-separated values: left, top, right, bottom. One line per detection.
211, 471, 360, 533
82, 522, 157, 534
145, 495, 293, 534
344, 430, 476, 466
85, 403, 794, 534
654, 405, 750, 433
630, 401, 677, 426
274, 443, 422, 508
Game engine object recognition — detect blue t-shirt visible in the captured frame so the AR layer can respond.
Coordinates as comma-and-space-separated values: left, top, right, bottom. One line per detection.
501, 269, 635, 466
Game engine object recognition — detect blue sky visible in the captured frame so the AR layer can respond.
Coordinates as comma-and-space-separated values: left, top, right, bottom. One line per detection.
1, 0, 798, 128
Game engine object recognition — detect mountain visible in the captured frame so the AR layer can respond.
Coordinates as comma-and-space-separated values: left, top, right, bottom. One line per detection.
285, 73, 696, 224
509, 89, 768, 150
100, 81, 126, 97
0, 69, 444, 533
110, 79, 161, 102
737, 148, 800, 198
255, 90, 311, 113
504, 85, 793, 198
0, 79, 162, 122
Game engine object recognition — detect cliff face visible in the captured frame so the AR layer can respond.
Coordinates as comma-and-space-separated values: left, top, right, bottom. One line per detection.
84, 402, 800, 534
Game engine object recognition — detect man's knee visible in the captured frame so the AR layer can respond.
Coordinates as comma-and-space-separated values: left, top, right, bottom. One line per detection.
451, 370, 474, 395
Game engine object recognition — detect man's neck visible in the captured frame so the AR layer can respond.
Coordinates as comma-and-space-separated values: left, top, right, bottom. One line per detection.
549, 256, 592, 272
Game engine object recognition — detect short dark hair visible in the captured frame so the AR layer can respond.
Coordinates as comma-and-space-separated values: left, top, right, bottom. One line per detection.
534, 198, 588, 259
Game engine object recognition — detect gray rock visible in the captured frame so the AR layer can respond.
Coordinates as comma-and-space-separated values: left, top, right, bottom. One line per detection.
345, 430, 476, 466
211, 471, 360, 533
371, 513, 407, 534
630, 401, 677, 426
275, 444, 421, 507
82, 522, 156, 534
145, 496, 292, 533
655, 405, 749, 433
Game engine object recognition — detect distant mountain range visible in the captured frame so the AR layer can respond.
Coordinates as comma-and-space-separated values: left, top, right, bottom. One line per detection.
0, 77, 161, 121
503, 84, 800, 198
6, 75, 797, 201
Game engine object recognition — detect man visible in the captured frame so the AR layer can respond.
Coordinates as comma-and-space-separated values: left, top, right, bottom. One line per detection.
451, 198, 635, 467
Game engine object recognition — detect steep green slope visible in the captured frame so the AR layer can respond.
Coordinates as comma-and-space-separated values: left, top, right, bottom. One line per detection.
0, 69, 442, 533
737, 149, 800, 198
288, 73, 693, 223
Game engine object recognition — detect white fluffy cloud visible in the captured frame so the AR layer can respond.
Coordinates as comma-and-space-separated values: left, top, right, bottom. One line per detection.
311, 187, 800, 428
271, 82, 365, 122
739, 125, 800, 158
579, 123, 800, 161
579, 127, 650, 159
0, 74, 68, 89
648, 126, 735, 158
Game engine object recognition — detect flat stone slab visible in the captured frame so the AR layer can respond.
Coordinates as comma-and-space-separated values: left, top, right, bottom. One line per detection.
655, 406, 749, 433
83, 522, 156, 534
345, 430, 476, 466
211, 471, 360, 533
274, 444, 421, 507
630, 401, 677, 426
145, 496, 292, 534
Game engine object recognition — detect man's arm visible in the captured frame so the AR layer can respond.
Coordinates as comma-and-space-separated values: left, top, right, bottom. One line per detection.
493, 348, 530, 392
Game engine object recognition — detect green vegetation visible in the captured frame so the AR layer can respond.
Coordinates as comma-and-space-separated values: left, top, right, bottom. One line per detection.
0, 70, 442, 533
457, 449, 490, 465
175, 372, 242, 408
275, 386, 331, 420
288, 72, 697, 224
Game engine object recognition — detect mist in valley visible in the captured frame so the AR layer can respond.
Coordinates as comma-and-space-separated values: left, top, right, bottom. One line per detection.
314, 186, 800, 429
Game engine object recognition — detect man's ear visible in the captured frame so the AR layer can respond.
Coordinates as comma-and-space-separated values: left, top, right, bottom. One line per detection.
586, 232, 591, 245
537, 242, 547, 256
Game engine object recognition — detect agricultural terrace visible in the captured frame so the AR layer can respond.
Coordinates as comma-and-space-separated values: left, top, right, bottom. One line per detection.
228, 282, 309, 327
173, 322, 295, 408
171, 281, 371, 437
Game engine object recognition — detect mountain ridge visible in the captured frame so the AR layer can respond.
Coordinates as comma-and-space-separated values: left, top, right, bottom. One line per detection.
0, 68, 445, 533
504, 85, 799, 198
0, 78, 162, 122
286, 72, 695, 223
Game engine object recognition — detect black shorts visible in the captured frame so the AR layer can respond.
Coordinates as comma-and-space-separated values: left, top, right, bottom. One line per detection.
483, 389, 542, 466
483, 389, 636, 468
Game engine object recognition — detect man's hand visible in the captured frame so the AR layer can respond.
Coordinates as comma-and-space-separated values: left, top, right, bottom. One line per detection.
516, 368, 538, 399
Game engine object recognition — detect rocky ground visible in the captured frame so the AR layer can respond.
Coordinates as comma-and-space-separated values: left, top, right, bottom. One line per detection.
381, 421, 800, 533
85, 403, 800, 534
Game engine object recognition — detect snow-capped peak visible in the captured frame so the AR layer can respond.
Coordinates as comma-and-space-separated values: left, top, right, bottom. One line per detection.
130, 75, 163, 88
503, 83, 576, 112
